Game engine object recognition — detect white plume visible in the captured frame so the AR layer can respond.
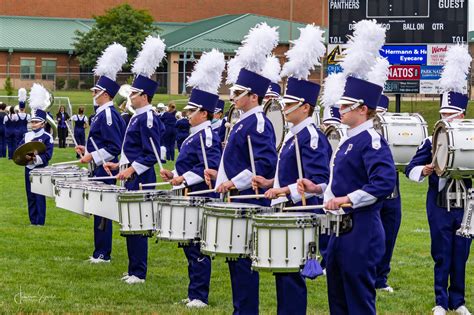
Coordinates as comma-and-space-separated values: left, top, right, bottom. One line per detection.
341, 20, 386, 80
93, 43, 127, 81
132, 35, 166, 78
367, 57, 390, 87
18, 88, 27, 102
226, 57, 242, 85
280, 24, 326, 80
187, 49, 226, 94
28, 83, 51, 111
321, 72, 347, 108
439, 45, 472, 93
226, 22, 279, 84
260, 55, 281, 83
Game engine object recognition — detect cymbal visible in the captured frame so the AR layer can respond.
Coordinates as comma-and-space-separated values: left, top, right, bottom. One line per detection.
13, 141, 47, 166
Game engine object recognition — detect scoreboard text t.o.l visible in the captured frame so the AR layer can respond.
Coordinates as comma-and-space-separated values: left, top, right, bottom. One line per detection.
329, 0, 468, 44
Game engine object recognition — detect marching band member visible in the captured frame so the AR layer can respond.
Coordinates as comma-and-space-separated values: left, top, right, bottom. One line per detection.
105, 36, 167, 285
56, 105, 70, 148
405, 45, 472, 315
0, 102, 7, 158
322, 20, 397, 315
252, 25, 330, 315
211, 99, 225, 131
75, 43, 127, 263
4, 105, 18, 159
71, 107, 88, 158
16, 88, 30, 147
161, 102, 177, 161
160, 49, 224, 308
175, 111, 190, 151
19, 84, 54, 226
205, 22, 279, 314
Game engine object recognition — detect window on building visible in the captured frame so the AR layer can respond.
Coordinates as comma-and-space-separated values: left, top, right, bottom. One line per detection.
41, 59, 57, 80
20, 59, 35, 80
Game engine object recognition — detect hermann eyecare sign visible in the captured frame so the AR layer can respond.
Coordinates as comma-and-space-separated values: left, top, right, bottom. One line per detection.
327, 0, 468, 94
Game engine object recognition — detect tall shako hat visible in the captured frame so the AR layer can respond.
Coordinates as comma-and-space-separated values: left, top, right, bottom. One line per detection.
215, 99, 225, 114
280, 24, 326, 107
18, 88, 27, 109
336, 20, 387, 110
130, 35, 166, 99
91, 43, 127, 98
261, 55, 282, 98
226, 22, 279, 98
366, 57, 391, 112
438, 45, 471, 114
184, 49, 226, 113
28, 83, 51, 123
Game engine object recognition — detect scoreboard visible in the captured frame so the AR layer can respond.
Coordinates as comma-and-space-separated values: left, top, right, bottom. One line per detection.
329, 0, 468, 44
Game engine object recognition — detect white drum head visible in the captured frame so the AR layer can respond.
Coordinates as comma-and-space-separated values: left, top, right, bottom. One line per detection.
264, 99, 286, 150
433, 124, 450, 176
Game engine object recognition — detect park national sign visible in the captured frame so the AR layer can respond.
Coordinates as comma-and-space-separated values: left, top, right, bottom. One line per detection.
328, 0, 469, 94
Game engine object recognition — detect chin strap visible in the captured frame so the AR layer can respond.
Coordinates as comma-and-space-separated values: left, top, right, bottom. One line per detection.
339, 101, 364, 115
93, 90, 105, 103
283, 101, 303, 116
443, 111, 464, 121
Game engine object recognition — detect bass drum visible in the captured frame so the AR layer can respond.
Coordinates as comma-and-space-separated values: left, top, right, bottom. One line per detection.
432, 119, 474, 178
263, 98, 288, 151
324, 124, 348, 153
373, 113, 428, 171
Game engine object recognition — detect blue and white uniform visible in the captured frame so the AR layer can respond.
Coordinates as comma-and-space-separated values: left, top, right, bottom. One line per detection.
16, 112, 30, 146
175, 117, 190, 151
19, 128, 54, 225
71, 114, 88, 146
161, 111, 177, 161
86, 101, 126, 261
4, 113, 17, 159
119, 104, 163, 280
405, 136, 472, 310
174, 119, 221, 304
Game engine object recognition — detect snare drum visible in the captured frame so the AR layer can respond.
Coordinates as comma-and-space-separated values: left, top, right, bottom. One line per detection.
51, 169, 89, 191
83, 185, 126, 222
324, 124, 348, 153
118, 190, 170, 235
156, 196, 217, 242
201, 202, 272, 258
29, 165, 79, 197
251, 212, 318, 272
433, 119, 474, 178
374, 113, 428, 171
264, 98, 288, 150
54, 180, 105, 217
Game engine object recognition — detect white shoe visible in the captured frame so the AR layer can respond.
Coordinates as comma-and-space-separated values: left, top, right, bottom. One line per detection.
125, 275, 145, 284
378, 286, 394, 293
186, 299, 208, 308
455, 305, 472, 315
88, 256, 110, 264
180, 298, 191, 304
120, 272, 130, 281
322, 268, 327, 276
432, 306, 447, 315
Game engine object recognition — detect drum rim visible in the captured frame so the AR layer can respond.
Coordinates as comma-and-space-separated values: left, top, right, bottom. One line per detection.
263, 98, 287, 151
432, 120, 452, 176
85, 185, 126, 192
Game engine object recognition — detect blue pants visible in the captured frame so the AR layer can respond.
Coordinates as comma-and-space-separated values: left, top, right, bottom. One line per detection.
165, 143, 175, 160
427, 200, 471, 310
6, 133, 16, 159
75, 129, 86, 158
124, 169, 156, 279
92, 171, 117, 260
375, 196, 401, 288
275, 272, 307, 315
25, 168, 47, 225
228, 258, 259, 314
326, 209, 385, 315
183, 243, 211, 303
0, 129, 6, 157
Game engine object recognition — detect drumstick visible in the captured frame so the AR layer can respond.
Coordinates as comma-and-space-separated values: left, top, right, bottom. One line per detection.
52, 160, 81, 166
283, 203, 352, 211
85, 176, 117, 181
187, 188, 216, 196
228, 193, 286, 200
139, 182, 172, 189
294, 135, 306, 206
247, 135, 259, 195
89, 137, 113, 177
199, 133, 213, 190
430, 143, 442, 167
149, 137, 164, 171
66, 119, 83, 158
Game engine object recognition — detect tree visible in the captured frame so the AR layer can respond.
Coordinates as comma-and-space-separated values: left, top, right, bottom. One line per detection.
4, 76, 13, 96
74, 4, 160, 71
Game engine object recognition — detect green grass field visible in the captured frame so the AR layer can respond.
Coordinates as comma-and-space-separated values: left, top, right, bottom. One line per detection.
0, 98, 473, 313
